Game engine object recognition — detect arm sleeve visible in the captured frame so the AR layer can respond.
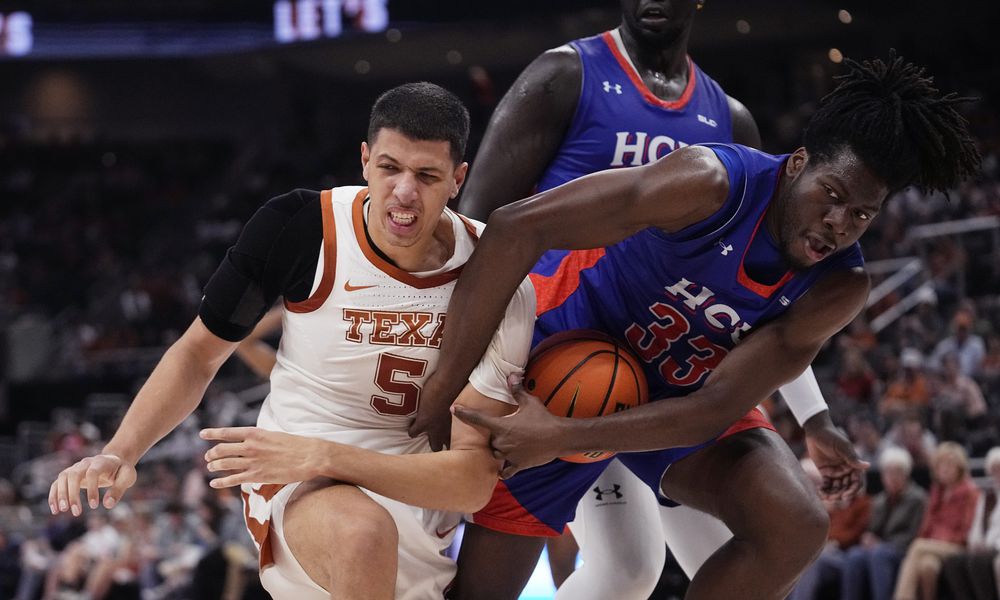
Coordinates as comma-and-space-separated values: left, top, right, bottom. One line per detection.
468, 277, 537, 404
198, 189, 322, 341
779, 366, 829, 426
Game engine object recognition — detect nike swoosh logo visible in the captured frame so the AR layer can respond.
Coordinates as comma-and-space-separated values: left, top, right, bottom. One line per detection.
435, 524, 459, 538
566, 385, 580, 418
344, 281, 377, 292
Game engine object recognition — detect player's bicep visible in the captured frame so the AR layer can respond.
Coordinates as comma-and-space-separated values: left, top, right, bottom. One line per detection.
461, 48, 581, 219
503, 146, 731, 252
181, 317, 242, 371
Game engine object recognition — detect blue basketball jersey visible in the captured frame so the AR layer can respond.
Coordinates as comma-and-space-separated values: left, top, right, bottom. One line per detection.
537, 30, 735, 192
529, 144, 865, 401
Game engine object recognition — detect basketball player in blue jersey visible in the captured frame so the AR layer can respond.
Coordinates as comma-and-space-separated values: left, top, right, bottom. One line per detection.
411, 0, 867, 596
422, 54, 980, 600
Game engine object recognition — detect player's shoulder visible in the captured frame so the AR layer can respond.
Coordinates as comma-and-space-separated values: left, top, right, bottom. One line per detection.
327, 185, 368, 206
263, 188, 321, 216
263, 185, 365, 215
525, 44, 582, 83
452, 210, 486, 237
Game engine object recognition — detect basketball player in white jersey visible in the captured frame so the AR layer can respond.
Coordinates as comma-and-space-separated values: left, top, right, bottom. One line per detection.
48, 83, 536, 600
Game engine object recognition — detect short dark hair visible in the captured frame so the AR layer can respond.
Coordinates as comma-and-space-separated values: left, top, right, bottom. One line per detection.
804, 51, 981, 194
368, 82, 470, 164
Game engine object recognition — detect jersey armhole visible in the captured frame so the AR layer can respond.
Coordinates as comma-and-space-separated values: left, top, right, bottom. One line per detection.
284, 189, 337, 313
655, 143, 748, 243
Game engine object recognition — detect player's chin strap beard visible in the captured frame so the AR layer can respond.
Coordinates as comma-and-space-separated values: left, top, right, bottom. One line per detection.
362, 198, 399, 267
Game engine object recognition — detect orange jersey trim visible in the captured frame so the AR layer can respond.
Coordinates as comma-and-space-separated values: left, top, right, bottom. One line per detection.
529, 249, 607, 316
601, 31, 697, 111
351, 190, 467, 289
284, 189, 338, 313
735, 209, 794, 299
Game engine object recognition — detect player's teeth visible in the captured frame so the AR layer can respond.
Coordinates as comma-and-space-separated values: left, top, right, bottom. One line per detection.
391, 212, 414, 224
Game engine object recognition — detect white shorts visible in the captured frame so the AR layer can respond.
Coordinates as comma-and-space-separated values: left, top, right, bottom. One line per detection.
242, 481, 460, 600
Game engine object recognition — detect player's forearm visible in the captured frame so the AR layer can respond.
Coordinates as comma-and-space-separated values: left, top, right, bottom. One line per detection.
103, 341, 225, 466
434, 211, 545, 404
318, 443, 499, 513
557, 333, 816, 454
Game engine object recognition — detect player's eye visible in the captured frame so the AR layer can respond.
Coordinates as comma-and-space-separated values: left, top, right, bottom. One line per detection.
418, 173, 440, 183
822, 184, 839, 200
379, 164, 398, 172
855, 210, 871, 221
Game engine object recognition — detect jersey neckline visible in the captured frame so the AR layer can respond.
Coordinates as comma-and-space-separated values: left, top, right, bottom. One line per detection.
601, 29, 697, 111
351, 188, 477, 289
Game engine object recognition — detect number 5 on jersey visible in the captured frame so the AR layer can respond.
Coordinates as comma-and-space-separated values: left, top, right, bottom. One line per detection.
371, 353, 427, 416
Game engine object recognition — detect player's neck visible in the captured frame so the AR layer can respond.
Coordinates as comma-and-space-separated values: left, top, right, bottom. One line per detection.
617, 25, 690, 79
368, 212, 455, 273
764, 175, 791, 253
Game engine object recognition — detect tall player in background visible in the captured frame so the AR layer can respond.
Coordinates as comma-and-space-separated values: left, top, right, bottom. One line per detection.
48, 83, 536, 600
422, 54, 980, 600
409, 0, 867, 596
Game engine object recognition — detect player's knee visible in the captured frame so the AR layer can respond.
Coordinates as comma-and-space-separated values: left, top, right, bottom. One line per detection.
326, 502, 399, 562
789, 495, 829, 562
761, 489, 828, 565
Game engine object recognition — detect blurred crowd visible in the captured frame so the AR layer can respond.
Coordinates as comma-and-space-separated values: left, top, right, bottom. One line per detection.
1, 82, 999, 599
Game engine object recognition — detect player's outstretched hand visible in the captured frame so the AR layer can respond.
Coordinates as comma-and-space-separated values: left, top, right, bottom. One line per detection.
408, 373, 453, 451
803, 411, 870, 501
49, 454, 137, 516
452, 376, 565, 478
201, 427, 329, 488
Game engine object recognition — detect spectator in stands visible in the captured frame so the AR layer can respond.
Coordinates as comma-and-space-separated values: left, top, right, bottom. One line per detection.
880, 349, 932, 420
894, 441, 980, 600
848, 412, 889, 467
837, 347, 880, 406
884, 413, 937, 476
789, 458, 872, 600
940, 446, 1000, 600
931, 310, 987, 377
843, 447, 927, 600
933, 352, 988, 444
980, 334, 1000, 387
0, 530, 20, 600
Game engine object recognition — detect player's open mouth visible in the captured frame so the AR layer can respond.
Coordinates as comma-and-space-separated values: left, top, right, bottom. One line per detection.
804, 233, 835, 262
639, 7, 669, 26
387, 209, 417, 233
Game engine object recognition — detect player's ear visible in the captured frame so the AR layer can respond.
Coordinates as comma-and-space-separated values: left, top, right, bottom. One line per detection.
785, 147, 809, 179
361, 141, 371, 181
451, 161, 469, 198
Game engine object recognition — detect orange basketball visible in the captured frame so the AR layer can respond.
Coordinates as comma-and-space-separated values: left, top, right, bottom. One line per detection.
524, 330, 648, 463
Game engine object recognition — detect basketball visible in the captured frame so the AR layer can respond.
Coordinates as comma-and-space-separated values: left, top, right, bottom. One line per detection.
524, 330, 649, 463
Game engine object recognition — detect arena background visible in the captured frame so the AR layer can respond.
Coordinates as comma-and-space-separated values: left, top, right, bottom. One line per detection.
1, 1, 999, 599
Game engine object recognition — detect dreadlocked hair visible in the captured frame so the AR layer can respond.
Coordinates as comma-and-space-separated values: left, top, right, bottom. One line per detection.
803, 50, 981, 194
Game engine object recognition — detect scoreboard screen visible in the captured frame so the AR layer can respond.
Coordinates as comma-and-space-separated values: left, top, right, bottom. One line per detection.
0, 11, 32, 56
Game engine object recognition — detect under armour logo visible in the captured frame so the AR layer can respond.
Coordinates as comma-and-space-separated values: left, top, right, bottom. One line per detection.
593, 484, 623, 501
603, 81, 622, 94
698, 114, 718, 128
718, 240, 734, 256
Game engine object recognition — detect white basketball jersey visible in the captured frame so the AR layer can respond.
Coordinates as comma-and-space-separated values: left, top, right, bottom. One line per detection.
257, 186, 533, 455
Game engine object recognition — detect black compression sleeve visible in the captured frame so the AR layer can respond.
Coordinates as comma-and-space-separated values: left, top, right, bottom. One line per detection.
198, 189, 323, 341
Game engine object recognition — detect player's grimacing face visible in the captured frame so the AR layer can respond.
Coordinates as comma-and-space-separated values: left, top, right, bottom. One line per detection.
361, 128, 466, 249
776, 147, 888, 269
